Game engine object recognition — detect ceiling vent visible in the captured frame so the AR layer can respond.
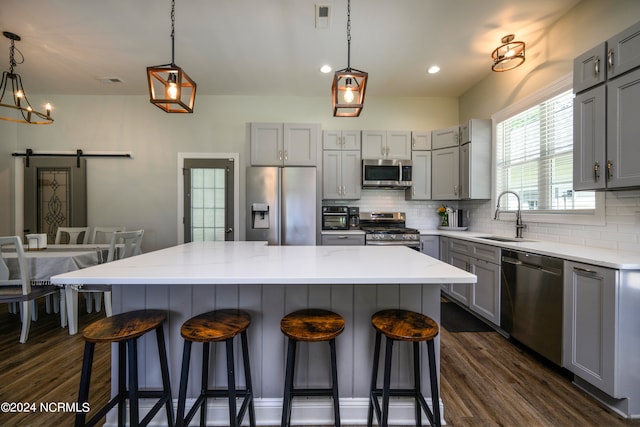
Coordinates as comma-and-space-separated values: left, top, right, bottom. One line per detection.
315, 4, 331, 29
98, 77, 124, 84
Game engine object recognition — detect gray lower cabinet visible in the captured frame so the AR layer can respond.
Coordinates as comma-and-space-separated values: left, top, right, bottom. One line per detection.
563, 261, 640, 417
563, 261, 616, 395
419, 235, 439, 258
321, 233, 365, 246
441, 238, 500, 326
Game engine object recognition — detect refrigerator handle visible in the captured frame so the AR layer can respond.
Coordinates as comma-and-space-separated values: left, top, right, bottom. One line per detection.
276, 168, 282, 245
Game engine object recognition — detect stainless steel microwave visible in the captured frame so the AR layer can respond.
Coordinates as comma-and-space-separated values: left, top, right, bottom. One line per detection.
362, 159, 412, 188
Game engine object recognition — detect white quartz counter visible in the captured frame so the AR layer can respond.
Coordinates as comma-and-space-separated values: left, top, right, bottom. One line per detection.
419, 229, 640, 270
51, 241, 475, 286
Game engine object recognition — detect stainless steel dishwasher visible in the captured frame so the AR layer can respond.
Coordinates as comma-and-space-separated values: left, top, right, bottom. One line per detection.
501, 249, 564, 365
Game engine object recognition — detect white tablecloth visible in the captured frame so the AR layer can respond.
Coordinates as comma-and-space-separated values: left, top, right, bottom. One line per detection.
6, 250, 101, 284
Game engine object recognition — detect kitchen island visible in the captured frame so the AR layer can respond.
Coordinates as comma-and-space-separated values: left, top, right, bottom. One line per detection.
51, 241, 476, 426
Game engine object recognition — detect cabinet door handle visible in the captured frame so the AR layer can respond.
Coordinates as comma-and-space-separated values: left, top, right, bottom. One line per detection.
284, 150, 288, 161
574, 266, 601, 278
594, 161, 600, 182
453, 185, 458, 196
607, 49, 614, 69
594, 57, 600, 76
279, 150, 283, 161
607, 160, 613, 180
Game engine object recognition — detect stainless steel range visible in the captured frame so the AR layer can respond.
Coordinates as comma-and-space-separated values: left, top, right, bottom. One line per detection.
359, 212, 420, 250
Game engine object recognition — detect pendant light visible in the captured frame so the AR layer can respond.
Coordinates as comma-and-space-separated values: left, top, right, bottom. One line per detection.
147, 0, 197, 113
331, 0, 368, 117
491, 34, 525, 72
0, 32, 53, 125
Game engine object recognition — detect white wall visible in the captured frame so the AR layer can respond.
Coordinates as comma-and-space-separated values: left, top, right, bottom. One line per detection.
3, 94, 457, 251
458, 0, 640, 252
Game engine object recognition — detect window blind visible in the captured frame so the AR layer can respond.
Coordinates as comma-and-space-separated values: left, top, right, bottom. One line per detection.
495, 89, 595, 212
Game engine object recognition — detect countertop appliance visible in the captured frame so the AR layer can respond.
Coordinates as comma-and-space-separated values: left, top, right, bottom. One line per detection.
501, 249, 564, 365
246, 167, 316, 245
322, 206, 349, 230
359, 211, 419, 249
348, 206, 360, 229
362, 159, 412, 188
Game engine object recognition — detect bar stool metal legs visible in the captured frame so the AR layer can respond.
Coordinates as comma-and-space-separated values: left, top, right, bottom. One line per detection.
75, 309, 174, 427
280, 308, 344, 427
367, 309, 441, 427
176, 309, 255, 427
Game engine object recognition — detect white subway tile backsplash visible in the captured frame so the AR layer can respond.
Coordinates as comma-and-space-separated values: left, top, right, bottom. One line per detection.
333, 188, 640, 252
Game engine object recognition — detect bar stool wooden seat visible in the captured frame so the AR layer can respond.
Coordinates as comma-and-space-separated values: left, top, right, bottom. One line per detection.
280, 308, 345, 427
367, 309, 441, 427
75, 309, 174, 427
176, 309, 255, 427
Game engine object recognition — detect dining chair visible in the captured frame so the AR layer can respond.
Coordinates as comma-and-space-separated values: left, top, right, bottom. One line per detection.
0, 236, 62, 343
55, 227, 90, 245
88, 226, 126, 244
69, 230, 144, 332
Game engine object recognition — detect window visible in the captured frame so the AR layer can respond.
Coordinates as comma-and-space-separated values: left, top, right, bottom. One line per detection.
494, 82, 597, 216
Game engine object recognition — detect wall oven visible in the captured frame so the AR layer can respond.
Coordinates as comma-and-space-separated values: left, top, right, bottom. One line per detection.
321, 206, 349, 230
362, 159, 412, 188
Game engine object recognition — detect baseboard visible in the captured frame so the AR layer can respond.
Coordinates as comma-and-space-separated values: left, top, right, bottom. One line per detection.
103, 397, 446, 426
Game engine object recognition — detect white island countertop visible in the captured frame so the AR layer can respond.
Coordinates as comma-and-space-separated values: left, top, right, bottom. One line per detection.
51, 241, 476, 286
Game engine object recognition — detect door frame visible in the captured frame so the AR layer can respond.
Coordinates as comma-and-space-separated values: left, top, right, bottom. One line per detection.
177, 152, 240, 244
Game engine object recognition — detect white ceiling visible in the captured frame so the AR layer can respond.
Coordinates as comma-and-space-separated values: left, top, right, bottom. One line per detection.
0, 0, 582, 98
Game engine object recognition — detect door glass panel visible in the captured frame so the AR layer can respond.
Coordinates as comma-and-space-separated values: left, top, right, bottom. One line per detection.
39, 168, 71, 242
183, 159, 234, 243
24, 158, 87, 244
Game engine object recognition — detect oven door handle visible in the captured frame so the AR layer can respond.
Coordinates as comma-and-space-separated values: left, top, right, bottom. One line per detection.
366, 241, 419, 247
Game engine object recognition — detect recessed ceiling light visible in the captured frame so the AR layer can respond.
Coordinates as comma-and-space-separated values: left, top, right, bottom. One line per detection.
320, 65, 332, 73
427, 66, 440, 74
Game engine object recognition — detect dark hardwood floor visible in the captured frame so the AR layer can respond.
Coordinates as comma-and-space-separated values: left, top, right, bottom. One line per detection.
1, 302, 638, 426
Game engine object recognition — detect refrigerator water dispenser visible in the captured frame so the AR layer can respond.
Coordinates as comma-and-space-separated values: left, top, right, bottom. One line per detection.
251, 203, 270, 229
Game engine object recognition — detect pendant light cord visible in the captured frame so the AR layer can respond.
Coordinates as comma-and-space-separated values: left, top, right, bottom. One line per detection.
170, 0, 176, 65
346, 0, 351, 70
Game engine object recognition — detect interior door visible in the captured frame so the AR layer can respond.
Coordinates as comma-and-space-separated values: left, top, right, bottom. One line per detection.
183, 158, 234, 242
23, 157, 87, 243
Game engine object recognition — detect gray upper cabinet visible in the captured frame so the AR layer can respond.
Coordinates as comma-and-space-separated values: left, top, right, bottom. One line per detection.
250, 122, 319, 166
431, 125, 460, 150
606, 68, 640, 188
361, 130, 412, 160
573, 20, 640, 191
573, 86, 606, 190
607, 20, 640, 79
322, 130, 361, 151
460, 119, 491, 200
573, 43, 607, 94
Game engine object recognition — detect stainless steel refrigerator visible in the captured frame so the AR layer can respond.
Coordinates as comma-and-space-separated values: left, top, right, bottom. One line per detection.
246, 167, 316, 245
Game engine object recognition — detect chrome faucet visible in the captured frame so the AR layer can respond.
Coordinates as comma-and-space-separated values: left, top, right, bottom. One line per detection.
494, 191, 526, 238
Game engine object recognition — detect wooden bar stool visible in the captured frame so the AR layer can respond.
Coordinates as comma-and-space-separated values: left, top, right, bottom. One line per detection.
280, 308, 344, 427
75, 309, 174, 427
367, 309, 441, 427
176, 309, 255, 427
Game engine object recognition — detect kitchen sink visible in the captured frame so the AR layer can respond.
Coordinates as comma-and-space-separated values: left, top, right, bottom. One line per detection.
478, 235, 532, 243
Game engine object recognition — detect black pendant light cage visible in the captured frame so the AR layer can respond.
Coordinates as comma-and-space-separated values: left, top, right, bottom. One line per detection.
147, 0, 197, 113
332, 0, 367, 117
0, 31, 53, 125
491, 34, 525, 72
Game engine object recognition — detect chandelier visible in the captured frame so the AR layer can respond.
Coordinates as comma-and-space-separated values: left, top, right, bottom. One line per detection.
331, 0, 368, 117
147, 0, 197, 113
0, 32, 53, 125
491, 34, 526, 72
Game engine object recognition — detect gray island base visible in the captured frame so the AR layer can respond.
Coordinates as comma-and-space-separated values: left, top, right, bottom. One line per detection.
52, 242, 476, 426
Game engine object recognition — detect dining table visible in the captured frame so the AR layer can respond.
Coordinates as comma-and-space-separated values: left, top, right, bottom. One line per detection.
4, 248, 102, 327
